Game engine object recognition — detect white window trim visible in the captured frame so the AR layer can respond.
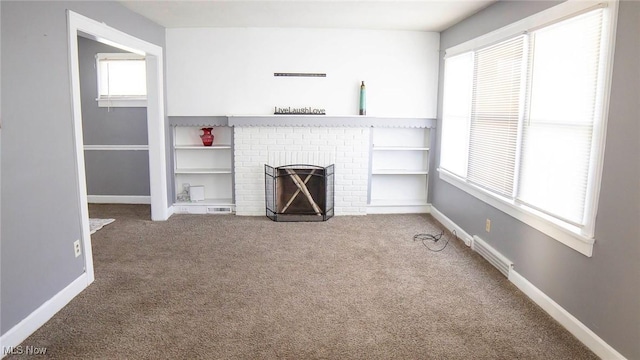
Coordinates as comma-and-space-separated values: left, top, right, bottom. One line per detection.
97, 98, 146, 108
96, 52, 147, 108
438, 168, 595, 256
439, 0, 619, 257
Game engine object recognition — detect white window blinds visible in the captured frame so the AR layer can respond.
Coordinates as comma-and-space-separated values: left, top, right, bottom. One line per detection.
438, 3, 612, 245
441, 52, 473, 178
97, 53, 146, 99
517, 9, 604, 225
468, 36, 525, 197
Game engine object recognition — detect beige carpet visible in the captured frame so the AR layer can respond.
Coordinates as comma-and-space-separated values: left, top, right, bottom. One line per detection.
9, 204, 597, 359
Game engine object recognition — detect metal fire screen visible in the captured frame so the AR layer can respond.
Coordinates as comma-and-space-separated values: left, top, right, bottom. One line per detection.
265, 164, 335, 222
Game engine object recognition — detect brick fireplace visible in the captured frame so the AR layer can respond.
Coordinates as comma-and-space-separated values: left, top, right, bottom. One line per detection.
233, 126, 370, 216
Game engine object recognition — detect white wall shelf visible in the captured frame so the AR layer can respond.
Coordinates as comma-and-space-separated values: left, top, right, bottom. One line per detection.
174, 168, 233, 174
368, 128, 432, 213
373, 146, 430, 151
174, 145, 231, 150
372, 170, 429, 175
172, 126, 234, 214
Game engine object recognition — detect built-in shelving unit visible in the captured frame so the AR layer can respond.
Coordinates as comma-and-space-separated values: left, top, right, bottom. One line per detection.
368, 127, 432, 214
168, 115, 435, 216
172, 126, 234, 214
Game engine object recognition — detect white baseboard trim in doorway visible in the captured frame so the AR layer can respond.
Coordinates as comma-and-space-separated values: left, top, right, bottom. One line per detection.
509, 270, 626, 360
0, 274, 89, 358
87, 195, 151, 204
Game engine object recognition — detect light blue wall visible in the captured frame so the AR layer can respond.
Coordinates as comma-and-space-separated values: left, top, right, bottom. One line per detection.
432, 1, 640, 358
0, 1, 165, 334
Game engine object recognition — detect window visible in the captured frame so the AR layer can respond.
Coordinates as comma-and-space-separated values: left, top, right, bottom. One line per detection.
96, 53, 146, 107
439, 2, 617, 256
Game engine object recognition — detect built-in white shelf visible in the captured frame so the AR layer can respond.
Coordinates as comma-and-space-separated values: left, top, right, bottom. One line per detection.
174, 145, 232, 150
373, 146, 430, 151
369, 199, 429, 207
372, 169, 429, 175
174, 168, 233, 174
173, 198, 235, 214
175, 198, 234, 206
368, 127, 432, 213
172, 126, 234, 213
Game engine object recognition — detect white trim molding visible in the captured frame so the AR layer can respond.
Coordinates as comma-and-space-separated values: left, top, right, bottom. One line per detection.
87, 195, 151, 204
438, 169, 594, 256
509, 270, 627, 360
97, 99, 146, 108
67, 10, 169, 226
0, 274, 88, 358
445, 0, 612, 58
83, 145, 149, 151
64, 11, 170, 343
429, 206, 473, 246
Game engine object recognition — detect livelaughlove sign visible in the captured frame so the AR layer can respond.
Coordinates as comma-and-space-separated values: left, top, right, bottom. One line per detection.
274, 106, 326, 115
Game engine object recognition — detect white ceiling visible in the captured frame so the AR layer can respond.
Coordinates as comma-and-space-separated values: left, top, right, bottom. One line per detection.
119, 0, 496, 32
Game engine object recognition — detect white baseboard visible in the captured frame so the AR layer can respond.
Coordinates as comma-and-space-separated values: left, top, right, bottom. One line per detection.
430, 206, 625, 359
0, 274, 89, 358
87, 195, 151, 204
509, 270, 626, 360
429, 206, 473, 246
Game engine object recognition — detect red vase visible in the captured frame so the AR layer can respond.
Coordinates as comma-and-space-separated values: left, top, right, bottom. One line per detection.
200, 127, 214, 146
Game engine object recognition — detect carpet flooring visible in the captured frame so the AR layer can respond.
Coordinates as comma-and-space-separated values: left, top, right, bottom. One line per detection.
9, 204, 597, 359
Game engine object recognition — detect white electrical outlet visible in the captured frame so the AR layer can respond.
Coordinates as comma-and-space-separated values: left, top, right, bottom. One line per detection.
485, 219, 491, 233
74, 240, 82, 258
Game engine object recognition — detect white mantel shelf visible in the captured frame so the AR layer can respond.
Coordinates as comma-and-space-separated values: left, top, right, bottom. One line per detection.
169, 116, 436, 129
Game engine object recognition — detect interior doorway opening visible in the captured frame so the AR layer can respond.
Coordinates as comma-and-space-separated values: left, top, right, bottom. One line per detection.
67, 10, 168, 284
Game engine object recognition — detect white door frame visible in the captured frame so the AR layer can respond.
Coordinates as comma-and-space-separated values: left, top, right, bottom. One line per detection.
67, 10, 169, 284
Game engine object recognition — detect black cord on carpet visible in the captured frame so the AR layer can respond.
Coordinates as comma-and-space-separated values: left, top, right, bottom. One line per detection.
413, 229, 457, 252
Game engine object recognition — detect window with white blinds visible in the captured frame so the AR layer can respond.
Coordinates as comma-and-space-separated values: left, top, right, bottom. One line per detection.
468, 36, 525, 197
96, 53, 146, 107
517, 10, 604, 226
440, 52, 473, 178
439, 3, 615, 254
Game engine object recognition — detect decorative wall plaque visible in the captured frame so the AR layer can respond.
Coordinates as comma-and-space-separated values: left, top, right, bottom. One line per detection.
274, 106, 326, 115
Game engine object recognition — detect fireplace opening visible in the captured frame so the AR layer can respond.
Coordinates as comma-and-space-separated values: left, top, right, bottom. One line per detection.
265, 164, 334, 222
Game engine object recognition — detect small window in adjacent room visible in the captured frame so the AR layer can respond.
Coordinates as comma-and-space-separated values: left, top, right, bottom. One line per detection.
96, 53, 146, 107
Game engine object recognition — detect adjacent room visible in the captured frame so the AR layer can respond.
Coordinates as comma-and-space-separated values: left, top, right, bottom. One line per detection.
1, 0, 638, 359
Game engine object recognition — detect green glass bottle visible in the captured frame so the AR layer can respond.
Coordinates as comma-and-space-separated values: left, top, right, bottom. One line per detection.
359, 81, 366, 116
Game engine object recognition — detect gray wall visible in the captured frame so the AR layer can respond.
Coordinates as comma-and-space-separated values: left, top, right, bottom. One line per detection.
78, 37, 150, 196
432, 1, 640, 358
1, 1, 166, 334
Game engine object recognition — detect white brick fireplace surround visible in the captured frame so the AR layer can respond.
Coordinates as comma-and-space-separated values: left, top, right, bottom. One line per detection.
235, 126, 370, 216
169, 116, 436, 216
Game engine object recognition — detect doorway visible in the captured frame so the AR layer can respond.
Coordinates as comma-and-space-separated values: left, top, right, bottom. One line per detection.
67, 10, 169, 284
78, 36, 152, 205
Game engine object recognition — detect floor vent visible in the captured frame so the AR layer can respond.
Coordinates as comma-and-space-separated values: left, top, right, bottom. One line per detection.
207, 206, 233, 214
472, 235, 513, 278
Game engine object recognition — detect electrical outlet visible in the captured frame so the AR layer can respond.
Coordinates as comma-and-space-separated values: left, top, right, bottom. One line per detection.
74, 240, 82, 258
485, 219, 491, 233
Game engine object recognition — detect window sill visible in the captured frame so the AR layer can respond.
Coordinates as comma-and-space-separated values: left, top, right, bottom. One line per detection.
97, 99, 146, 108
437, 168, 594, 257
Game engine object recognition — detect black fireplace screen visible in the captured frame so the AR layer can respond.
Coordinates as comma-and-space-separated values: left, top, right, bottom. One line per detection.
265, 164, 334, 222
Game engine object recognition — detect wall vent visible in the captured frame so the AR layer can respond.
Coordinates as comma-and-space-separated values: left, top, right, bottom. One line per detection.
472, 235, 513, 278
